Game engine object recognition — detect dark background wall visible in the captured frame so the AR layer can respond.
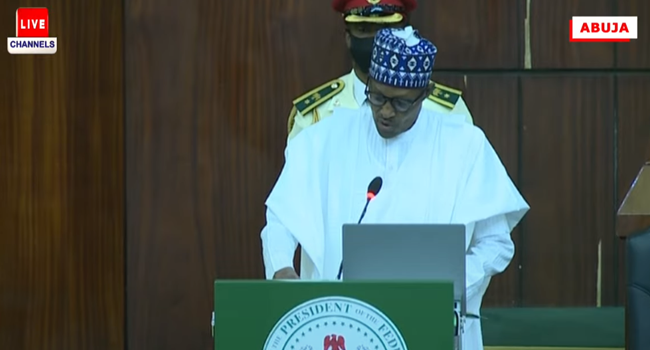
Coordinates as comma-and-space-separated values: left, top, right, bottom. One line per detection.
0, 0, 124, 349
1, 0, 649, 349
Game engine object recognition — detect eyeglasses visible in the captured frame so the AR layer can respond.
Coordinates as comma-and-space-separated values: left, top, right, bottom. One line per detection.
365, 85, 427, 113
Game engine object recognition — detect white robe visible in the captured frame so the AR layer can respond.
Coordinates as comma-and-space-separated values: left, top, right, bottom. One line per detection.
261, 106, 530, 350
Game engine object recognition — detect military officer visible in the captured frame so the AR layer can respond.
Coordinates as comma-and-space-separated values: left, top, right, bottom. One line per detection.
287, 0, 474, 142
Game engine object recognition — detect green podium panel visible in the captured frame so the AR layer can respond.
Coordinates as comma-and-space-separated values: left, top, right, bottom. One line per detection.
214, 280, 454, 350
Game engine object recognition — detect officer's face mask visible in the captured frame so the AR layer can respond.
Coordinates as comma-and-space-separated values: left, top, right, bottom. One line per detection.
348, 34, 375, 74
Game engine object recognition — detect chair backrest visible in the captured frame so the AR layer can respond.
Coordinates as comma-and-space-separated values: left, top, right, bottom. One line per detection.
626, 228, 650, 350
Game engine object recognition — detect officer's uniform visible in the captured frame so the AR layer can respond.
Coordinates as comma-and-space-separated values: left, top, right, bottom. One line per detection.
286, 0, 475, 142
287, 69, 473, 141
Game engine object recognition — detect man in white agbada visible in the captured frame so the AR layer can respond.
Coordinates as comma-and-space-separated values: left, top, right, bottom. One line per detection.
261, 26, 529, 349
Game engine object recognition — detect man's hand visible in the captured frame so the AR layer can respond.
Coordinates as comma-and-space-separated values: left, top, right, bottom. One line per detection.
273, 267, 299, 280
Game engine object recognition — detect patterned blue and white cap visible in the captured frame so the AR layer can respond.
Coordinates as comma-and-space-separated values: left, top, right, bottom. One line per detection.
369, 26, 437, 89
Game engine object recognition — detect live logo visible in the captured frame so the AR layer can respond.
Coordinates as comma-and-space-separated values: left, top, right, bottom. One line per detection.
16, 7, 49, 37
8, 7, 57, 54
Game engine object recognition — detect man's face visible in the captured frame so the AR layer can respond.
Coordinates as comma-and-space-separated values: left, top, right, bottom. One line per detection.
366, 79, 431, 139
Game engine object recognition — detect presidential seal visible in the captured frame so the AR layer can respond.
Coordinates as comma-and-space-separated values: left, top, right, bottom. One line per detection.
263, 296, 408, 350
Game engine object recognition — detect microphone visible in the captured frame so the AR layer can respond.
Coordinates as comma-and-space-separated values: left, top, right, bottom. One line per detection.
337, 176, 383, 280
357, 176, 383, 224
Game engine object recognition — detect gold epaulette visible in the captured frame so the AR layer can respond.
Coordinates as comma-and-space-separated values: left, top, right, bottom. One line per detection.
428, 82, 462, 109
287, 106, 298, 134
292, 79, 345, 116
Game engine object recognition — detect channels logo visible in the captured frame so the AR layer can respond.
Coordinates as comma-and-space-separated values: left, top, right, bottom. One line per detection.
7, 7, 57, 54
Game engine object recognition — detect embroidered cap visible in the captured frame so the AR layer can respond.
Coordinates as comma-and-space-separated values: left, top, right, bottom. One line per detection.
369, 26, 437, 89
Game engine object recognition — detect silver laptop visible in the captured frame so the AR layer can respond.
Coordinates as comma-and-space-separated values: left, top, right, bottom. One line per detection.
341, 223, 466, 312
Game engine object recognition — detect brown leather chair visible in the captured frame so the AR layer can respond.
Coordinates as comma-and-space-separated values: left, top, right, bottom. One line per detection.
626, 228, 650, 350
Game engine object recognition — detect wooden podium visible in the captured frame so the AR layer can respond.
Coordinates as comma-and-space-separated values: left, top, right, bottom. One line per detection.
616, 161, 650, 350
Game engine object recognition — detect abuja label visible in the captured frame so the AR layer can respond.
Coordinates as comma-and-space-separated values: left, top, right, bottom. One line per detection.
263, 296, 408, 350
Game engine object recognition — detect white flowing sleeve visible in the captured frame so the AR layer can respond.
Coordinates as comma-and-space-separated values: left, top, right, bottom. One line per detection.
260, 117, 335, 280
453, 129, 529, 232
261, 209, 299, 279
450, 127, 529, 306
465, 214, 515, 301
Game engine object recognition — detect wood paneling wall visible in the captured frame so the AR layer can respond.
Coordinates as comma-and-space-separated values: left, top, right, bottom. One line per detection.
0, 0, 124, 349
616, 77, 650, 300
411, 0, 523, 69
123, 0, 650, 348
2, 0, 648, 349
530, 0, 616, 68
124, 1, 297, 349
520, 76, 616, 306
618, 1, 650, 68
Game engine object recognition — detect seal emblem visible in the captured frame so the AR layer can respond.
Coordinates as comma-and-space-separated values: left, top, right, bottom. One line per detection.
263, 296, 408, 350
